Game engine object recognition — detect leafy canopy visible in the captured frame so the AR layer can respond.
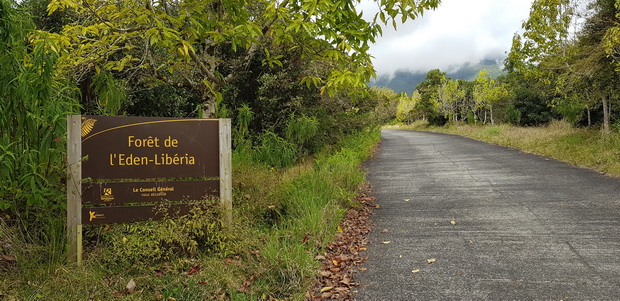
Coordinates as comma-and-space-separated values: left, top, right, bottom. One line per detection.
46, 0, 441, 116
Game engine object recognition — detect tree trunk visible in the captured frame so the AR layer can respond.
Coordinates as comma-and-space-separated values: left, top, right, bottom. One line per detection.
483, 110, 487, 124
490, 106, 494, 125
587, 106, 591, 127
202, 94, 217, 118
602, 96, 610, 134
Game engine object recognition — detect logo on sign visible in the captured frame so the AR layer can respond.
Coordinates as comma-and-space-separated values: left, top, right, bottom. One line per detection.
101, 188, 115, 202
89, 210, 105, 222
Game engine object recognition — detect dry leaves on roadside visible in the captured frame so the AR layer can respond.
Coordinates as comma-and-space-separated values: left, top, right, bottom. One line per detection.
306, 183, 376, 300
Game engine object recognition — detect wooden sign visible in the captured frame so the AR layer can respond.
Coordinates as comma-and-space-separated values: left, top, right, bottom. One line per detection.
66, 115, 232, 265
81, 116, 220, 179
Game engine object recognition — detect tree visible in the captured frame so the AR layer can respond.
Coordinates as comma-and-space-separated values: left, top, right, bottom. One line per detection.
506, 0, 620, 132
437, 79, 465, 124
413, 69, 447, 124
396, 91, 418, 123
506, 0, 575, 75
47, 0, 441, 117
473, 70, 509, 124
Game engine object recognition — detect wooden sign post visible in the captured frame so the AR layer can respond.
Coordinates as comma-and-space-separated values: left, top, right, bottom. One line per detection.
66, 116, 232, 265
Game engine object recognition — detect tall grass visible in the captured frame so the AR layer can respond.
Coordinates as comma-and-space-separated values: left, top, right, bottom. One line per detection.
254, 127, 380, 298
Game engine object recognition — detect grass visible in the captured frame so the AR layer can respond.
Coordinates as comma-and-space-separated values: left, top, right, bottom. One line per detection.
0, 127, 381, 300
392, 120, 620, 177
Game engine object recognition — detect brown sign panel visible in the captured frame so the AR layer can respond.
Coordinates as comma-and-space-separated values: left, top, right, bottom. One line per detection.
82, 180, 219, 205
82, 204, 196, 224
81, 115, 219, 179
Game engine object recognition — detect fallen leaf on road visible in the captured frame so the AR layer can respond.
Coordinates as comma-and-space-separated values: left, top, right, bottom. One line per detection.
403, 199, 411, 202
412, 269, 420, 273
337, 225, 344, 233
450, 220, 457, 225
427, 258, 436, 264
332, 259, 339, 266
358, 267, 367, 271
381, 241, 391, 244
359, 247, 367, 251
381, 229, 389, 233
375, 205, 381, 208
320, 286, 334, 293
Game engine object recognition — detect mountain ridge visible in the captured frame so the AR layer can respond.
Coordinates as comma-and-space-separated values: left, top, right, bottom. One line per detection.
371, 59, 506, 95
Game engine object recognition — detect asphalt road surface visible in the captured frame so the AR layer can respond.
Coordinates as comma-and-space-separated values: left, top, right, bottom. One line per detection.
353, 129, 620, 300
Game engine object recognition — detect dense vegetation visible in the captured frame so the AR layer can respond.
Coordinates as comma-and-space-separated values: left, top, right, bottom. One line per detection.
395, 0, 620, 132
0, 0, 435, 298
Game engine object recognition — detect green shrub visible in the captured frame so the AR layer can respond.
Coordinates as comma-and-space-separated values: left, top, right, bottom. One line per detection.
253, 131, 298, 168
95, 203, 233, 267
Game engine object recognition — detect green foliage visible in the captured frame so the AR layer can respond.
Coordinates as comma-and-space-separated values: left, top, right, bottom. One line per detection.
46, 0, 440, 117
91, 71, 126, 116
254, 131, 298, 168
0, 0, 79, 214
396, 92, 417, 123
285, 114, 319, 158
95, 204, 233, 267
234, 104, 254, 145
438, 79, 465, 123
506, 0, 574, 74
19, 0, 76, 33
553, 94, 585, 124
124, 84, 203, 117
505, 104, 522, 125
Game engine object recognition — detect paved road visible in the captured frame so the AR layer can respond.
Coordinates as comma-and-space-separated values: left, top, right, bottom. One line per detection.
353, 130, 620, 300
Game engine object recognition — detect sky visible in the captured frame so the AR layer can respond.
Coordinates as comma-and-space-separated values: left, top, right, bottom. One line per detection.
358, 0, 535, 75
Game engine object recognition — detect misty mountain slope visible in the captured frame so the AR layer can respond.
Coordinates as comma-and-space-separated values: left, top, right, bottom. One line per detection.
371, 59, 506, 95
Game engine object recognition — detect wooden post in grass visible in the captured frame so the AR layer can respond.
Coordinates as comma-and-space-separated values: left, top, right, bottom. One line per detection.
66, 115, 82, 265
219, 118, 233, 227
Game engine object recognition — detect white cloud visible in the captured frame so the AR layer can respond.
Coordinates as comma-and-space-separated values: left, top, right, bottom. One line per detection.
358, 0, 534, 75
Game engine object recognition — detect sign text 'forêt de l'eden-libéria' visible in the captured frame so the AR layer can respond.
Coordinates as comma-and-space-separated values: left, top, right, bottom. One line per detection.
81, 115, 220, 179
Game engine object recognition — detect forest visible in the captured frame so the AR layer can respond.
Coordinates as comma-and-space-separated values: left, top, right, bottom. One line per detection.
394, 0, 620, 132
1, 0, 620, 299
